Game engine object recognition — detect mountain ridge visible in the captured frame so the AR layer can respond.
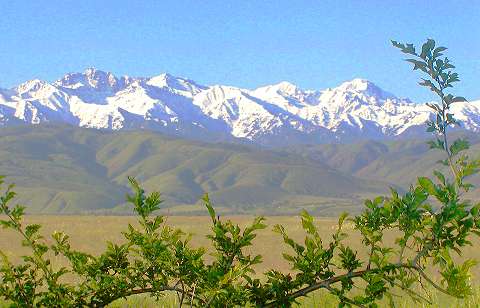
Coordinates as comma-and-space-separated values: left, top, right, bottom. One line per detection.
1, 68, 479, 145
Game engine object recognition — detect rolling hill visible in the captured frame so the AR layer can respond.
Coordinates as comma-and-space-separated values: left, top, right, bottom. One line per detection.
286, 133, 480, 198
0, 125, 477, 215
0, 125, 389, 215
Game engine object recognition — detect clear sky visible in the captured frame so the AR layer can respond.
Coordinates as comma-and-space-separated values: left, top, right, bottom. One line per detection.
1, 0, 478, 102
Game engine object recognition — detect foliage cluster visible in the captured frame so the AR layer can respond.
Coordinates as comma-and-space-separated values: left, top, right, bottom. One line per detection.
1, 40, 480, 307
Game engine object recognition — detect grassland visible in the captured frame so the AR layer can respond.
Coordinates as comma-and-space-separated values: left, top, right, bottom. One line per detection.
2, 215, 480, 307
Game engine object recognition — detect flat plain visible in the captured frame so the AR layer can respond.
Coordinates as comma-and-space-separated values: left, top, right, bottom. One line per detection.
2, 215, 480, 307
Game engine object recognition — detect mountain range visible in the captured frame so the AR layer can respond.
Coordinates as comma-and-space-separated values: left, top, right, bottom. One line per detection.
1, 69, 478, 215
1, 68, 479, 145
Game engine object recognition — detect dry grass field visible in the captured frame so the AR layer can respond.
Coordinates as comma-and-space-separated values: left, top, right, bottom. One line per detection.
2, 215, 480, 307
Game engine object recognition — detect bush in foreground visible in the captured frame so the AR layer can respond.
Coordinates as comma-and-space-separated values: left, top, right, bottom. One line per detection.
1, 40, 480, 307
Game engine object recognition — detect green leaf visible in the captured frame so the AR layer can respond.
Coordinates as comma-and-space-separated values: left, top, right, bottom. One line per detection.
418, 177, 436, 195
433, 170, 446, 185
391, 40, 416, 55
418, 78, 442, 96
427, 139, 445, 150
202, 193, 216, 223
338, 212, 348, 227
452, 96, 467, 103
433, 46, 447, 58
450, 139, 470, 156
25, 224, 41, 238
405, 59, 427, 71
420, 39, 435, 59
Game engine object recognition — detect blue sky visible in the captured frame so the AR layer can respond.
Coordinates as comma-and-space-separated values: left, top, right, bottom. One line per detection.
1, 0, 478, 102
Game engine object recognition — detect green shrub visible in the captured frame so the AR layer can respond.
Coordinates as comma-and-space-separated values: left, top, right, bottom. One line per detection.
1, 39, 479, 307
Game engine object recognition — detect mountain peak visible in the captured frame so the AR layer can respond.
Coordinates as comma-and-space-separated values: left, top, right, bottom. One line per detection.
15, 79, 50, 93
55, 68, 121, 91
255, 81, 301, 97
336, 78, 396, 100
148, 72, 177, 85
275, 81, 299, 93
84, 67, 117, 85
339, 78, 375, 91
11, 78, 60, 101
147, 73, 207, 96
84, 67, 101, 75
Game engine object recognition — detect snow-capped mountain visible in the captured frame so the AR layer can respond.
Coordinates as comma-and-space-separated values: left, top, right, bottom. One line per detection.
0, 68, 478, 145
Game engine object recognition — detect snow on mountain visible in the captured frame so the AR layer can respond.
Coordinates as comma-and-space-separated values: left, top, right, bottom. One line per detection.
251, 78, 434, 140
192, 85, 317, 141
146, 73, 207, 98
450, 100, 480, 131
0, 68, 478, 145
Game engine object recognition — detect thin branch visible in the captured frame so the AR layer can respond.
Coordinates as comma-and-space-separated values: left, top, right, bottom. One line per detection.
178, 280, 185, 308
416, 267, 452, 297
390, 279, 432, 304
190, 284, 197, 308
366, 243, 375, 270
105, 286, 202, 306
264, 264, 417, 308
433, 75, 460, 182
412, 242, 433, 267
417, 271, 433, 303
